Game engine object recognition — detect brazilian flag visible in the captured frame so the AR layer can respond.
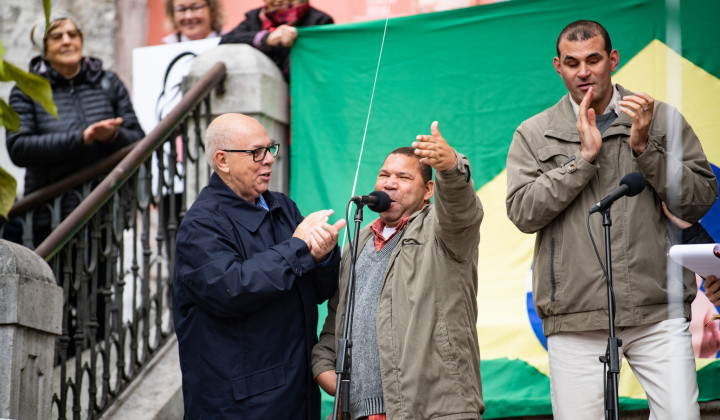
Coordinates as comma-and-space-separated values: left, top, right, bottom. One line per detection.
290, 0, 720, 417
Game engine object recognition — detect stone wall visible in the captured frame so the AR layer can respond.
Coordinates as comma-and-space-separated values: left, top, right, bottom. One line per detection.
0, 239, 62, 419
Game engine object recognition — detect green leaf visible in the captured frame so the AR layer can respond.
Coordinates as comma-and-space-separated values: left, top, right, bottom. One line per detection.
0, 99, 20, 132
44, 0, 52, 36
0, 165, 18, 220
1, 60, 57, 118
0, 40, 6, 59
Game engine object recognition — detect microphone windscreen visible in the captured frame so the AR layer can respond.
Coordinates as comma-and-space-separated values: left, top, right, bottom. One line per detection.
368, 191, 392, 213
620, 172, 646, 197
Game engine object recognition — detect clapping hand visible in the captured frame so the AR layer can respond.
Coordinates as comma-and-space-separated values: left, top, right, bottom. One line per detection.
293, 209, 346, 262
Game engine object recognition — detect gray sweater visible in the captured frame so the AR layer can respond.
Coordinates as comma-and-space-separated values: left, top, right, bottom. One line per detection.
349, 233, 402, 418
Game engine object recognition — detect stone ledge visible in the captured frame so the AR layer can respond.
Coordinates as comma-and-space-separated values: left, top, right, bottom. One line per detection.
184, 44, 289, 124
0, 240, 53, 281
0, 240, 61, 335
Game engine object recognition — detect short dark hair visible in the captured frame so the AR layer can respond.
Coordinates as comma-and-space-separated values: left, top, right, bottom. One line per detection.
556, 20, 612, 57
388, 147, 433, 184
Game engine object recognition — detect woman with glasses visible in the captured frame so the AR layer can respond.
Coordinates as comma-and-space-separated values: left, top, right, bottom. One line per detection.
5, 12, 145, 246
219, 0, 333, 80
162, 0, 225, 43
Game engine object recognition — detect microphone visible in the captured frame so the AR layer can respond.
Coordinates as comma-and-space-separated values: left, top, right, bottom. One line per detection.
351, 191, 392, 213
589, 172, 646, 214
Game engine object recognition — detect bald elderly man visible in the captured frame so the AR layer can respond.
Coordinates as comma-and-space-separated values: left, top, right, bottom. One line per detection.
173, 113, 345, 418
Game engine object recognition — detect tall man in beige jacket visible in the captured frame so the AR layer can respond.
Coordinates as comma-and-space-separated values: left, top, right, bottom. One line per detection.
312, 121, 484, 419
506, 20, 717, 419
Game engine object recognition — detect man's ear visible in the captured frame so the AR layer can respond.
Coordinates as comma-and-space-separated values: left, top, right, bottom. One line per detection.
609, 49, 620, 72
553, 56, 562, 75
214, 150, 230, 173
424, 180, 434, 202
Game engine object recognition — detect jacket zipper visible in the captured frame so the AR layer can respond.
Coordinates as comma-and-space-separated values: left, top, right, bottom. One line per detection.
550, 238, 557, 301
69, 80, 89, 127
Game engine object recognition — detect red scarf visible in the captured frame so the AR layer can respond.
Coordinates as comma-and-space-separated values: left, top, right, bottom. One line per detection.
260, 2, 311, 31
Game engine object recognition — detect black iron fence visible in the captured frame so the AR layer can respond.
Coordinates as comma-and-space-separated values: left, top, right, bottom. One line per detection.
1, 62, 226, 419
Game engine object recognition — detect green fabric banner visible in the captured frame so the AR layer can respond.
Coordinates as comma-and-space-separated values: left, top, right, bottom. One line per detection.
290, 0, 720, 417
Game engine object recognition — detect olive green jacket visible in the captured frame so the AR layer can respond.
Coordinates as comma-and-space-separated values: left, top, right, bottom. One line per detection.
506, 84, 718, 337
312, 152, 485, 419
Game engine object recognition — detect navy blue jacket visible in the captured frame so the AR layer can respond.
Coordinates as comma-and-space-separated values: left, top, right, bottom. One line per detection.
173, 173, 339, 419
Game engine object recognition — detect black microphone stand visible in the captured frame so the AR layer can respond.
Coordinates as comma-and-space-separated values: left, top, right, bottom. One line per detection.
598, 207, 621, 420
332, 203, 365, 420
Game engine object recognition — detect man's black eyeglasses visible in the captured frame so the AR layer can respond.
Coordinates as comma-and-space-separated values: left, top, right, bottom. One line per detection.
223, 144, 280, 162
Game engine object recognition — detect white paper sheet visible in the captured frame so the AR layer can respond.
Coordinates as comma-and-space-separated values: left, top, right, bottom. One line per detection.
668, 243, 720, 278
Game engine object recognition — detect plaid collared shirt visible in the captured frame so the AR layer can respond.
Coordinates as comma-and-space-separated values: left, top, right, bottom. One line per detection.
368, 217, 409, 251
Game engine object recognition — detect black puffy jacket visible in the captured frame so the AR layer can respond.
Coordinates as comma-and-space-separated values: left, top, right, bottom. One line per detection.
7, 56, 145, 196
6, 56, 145, 244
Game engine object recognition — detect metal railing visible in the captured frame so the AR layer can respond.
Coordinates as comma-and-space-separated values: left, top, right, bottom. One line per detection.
3, 61, 226, 419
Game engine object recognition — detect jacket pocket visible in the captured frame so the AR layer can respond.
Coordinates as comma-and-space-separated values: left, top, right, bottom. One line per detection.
534, 230, 565, 316
537, 145, 575, 171
434, 305, 460, 374
231, 364, 285, 401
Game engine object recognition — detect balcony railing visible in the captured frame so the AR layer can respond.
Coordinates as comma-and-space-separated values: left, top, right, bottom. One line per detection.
2, 61, 226, 420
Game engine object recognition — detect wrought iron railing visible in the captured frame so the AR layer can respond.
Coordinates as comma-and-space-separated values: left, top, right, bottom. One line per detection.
2, 61, 226, 419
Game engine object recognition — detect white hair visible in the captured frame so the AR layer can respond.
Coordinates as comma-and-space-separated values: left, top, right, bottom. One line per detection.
30, 12, 83, 58
204, 120, 234, 171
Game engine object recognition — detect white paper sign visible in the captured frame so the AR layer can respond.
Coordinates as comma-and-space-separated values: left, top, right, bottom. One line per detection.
668, 243, 720, 278
131, 39, 220, 195
131, 38, 220, 134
